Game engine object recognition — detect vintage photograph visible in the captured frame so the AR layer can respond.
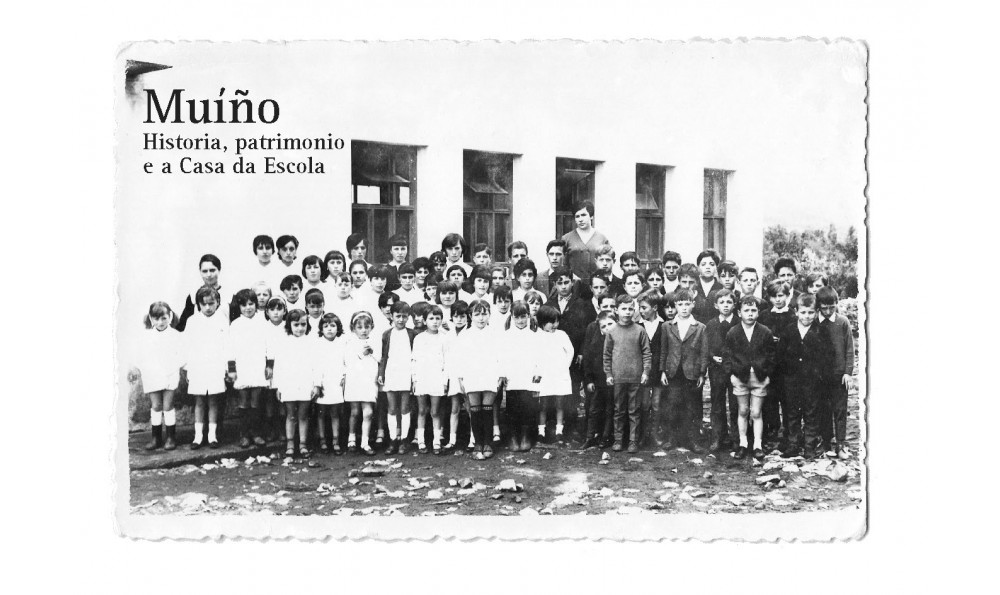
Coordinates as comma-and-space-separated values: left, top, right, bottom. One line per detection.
115, 39, 867, 540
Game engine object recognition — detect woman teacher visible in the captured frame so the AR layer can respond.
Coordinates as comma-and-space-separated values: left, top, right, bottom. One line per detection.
561, 201, 610, 283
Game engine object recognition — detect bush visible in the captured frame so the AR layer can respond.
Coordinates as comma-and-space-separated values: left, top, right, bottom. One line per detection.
763, 224, 859, 299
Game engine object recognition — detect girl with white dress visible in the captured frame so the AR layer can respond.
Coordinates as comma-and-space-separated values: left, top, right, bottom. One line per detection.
377, 302, 416, 455
183, 287, 229, 449
499, 301, 543, 452
343, 311, 382, 455
453, 299, 504, 459
262, 297, 287, 440
411, 305, 450, 454
534, 305, 575, 445
128, 302, 184, 451
270, 309, 321, 458
228, 289, 272, 448
315, 313, 346, 455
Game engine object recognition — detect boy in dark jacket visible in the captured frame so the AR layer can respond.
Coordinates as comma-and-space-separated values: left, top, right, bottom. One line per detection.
817, 287, 855, 459
659, 289, 709, 453
776, 293, 833, 459
581, 311, 617, 448
704, 289, 737, 452
723, 295, 777, 461
636, 290, 665, 447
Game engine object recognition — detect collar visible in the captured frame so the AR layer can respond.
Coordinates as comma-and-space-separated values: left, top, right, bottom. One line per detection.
770, 305, 789, 314
741, 322, 757, 333
719, 313, 733, 323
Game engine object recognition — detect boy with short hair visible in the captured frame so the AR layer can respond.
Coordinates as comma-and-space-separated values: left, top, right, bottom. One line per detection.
589, 273, 611, 312
279, 274, 304, 311
677, 263, 699, 291
611, 251, 641, 297
723, 295, 777, 461
737, 267, 760, 301
637, 290, 665, 446
693, 249, 723, 323
594, 245, 617, 294
658, 288, 709, 453
411, 257, 432, 291
472, 243, 492, 267
775, 293, 832, 459
603, 295, 652, 453
660, 251, 682, 294
773, 257, 799, 309
817, 287, 855, 459
538, 239, 576, 296
582, 311, 618, 448
704, 288, 737, 452
717, 260, 739, 292
392, 263, 423, 306
384, 234, 409, 293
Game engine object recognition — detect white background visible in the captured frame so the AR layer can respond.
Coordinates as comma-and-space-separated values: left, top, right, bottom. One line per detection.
3, 0, 996, 591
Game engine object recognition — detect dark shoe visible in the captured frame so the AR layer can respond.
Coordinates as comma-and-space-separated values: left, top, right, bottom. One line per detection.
385, 439, 398, 455
733, 446, 748, 460
753, 448, 765, 461
688, 443, 704, 455
348, 444, 359, 454
144, 425, 163, 451
600, 436, 614, 449
190, 441, 202, 451
374, 435, 385, 448
238, 437, 251, 448
332, 443, 344, 456
319, 442, 330, 454
662, 441, 676, 451
208, 440, 220, 449
300, 446, 312, 459
781, 446, 801, 458
362, 445, 375, 456
419, 444, 429, 455
627, 441, 639, 454
398, 440, 408, 455
612, 442, 623, 452
432, 444, 442, 456
583, 437, 599, 449
163, 426, 177, 451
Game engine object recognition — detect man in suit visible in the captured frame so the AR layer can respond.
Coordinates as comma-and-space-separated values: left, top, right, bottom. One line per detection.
722, 294, 777, 461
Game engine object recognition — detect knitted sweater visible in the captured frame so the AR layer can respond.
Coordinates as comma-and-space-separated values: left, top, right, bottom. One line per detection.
602, 322, 651, 384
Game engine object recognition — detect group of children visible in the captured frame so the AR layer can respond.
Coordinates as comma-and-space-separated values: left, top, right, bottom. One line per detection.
129, 232, 854, 464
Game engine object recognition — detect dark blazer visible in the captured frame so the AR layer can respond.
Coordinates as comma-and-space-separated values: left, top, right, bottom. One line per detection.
758, 307, 795, 335
659, 318, 709, 381
377, 327, 417, 380
776, 321, 832, 382
643, 320, 664, 383
693, 279, 724, 323
820, 314, 854, 380
580, 321, 608, 388
722, 323, 777, 383
704, 315, 737, 361
545, 294, 597, 357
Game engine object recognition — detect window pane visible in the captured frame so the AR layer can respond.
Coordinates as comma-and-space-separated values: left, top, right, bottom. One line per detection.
395, 209, 411, 251
398, 185, 410, 206
477, 213, 491, 252
374, 210, 391, 263
463, 214, 474, 248
352, 207, 369, 240
494, 213, 509, 259
356, 184, 381, 205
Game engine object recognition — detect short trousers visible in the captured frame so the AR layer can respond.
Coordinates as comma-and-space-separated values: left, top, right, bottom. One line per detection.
731, 369, 769, 398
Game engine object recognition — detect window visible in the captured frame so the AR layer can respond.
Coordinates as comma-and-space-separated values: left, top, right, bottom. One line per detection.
351, 141, 418, 264
463, 150, 514, 263
555, 157, 601, 238
703, 169, 730, 257
635, 163, 669, 266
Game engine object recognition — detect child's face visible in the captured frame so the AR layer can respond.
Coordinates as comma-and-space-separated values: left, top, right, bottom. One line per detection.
199, 261, 219, 287
452, 313, 467, 330
663, 302, 677, 321
662, 261, 680, 281
390, 245, 408, 264
306, 302, 324, 318
528, 301, 541, 318
440, 290, 456, 306
256, 243, 273, 264
350, 265, 367, 288
336, 278, 351, 299
512, 314, 530, 330
715, 295, 735, 317
472, 309, 489, 329
445, 245, 464, 263
678, 275, 696, 290
283, 285, 301, 303
353, 320, 372, 340
624, 276, 643, 297
255, 288, 271, 310
400, 273, 415, 290
777, 267, 796, 285
425, 313, 442, 332
599, 297, 616, 314
621, 259, 640, 274
517, 270, 535, 290
413, 315, 426, 330
448, 269, 466, 286
304, 262, 322, 283
719, 270, 737, 290
240, 300, 257, 319
770, 291, 788, 310
698, 257, 717, 280
473, 277, 490, 295
739, 301, 759, 326
290, 317, 308, 337
349, 241, 367, 263
474, 251, 491, 267
432, 259, 446, 273
675, 299, 694, 319
646, 273, 664, 290
615, 301, 635, 322
327, 258, 344, 276
555, 276, 573, 298
819, 303, 837, 319
497, 298, 511, 314
542, 320, 558, 332
598, 318, 616, 336
370, 276, 387, 293
491, 269, 507, 289
510, 248, 527, 265
200, 295, 219, 317
381, 302, 394, 319
152, 313, 171, 331
591, 278, 609, 299
595, 254, 613, 272
739, 272, 759, 295
415, 267, 430, 286
279, 242, 297, 265
393, 311, 409, 329
638, 301, 656, 321
267, 306, 285, 324
425, 286, 438, 302
547, 246, 565, 269
321, 322, 339, 340
796, 304, 817, 327
808, 278, 825, 294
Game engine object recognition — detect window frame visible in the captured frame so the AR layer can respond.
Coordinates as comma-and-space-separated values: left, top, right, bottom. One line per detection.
350, 140, 420, 265
462, 150, 515, 268
703, 168, 730, 258
635, 163, 668, 267
555, 157, 602, 239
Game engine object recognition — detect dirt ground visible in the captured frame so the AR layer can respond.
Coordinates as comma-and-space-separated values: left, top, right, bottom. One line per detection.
129, 387, 864, 517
